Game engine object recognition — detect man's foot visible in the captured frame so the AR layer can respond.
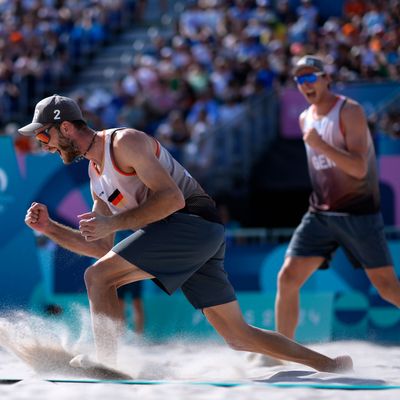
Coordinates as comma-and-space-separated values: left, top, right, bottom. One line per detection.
332, 355, 353, 373
247, 352, 285, 367
69, 354, 93, 369
69, 354, 132, 380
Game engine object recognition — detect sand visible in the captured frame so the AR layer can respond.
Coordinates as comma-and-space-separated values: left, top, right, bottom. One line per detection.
0, 312, 399, 400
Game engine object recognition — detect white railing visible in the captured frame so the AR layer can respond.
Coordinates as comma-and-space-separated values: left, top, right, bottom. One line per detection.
225, 226, 400, 244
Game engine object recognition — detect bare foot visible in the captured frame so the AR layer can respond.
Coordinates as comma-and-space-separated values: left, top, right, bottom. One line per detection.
69, 354, 132, 380
332, 355, 353, 372
247, 352, 285, 367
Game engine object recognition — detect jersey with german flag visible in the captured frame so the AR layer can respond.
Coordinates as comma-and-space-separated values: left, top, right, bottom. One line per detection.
88, 128, 211, 216
302, 96, 380, 214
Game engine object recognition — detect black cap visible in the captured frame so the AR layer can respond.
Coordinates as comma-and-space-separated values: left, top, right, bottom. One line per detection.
18, 94, 85, 135
292, 55, 325, 75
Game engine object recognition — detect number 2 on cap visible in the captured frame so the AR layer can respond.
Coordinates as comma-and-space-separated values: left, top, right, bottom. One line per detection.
54, 109, 61, 120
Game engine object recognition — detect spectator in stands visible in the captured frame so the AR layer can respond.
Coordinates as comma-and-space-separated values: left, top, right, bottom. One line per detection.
186, 85, 219, 127
227, 0, 254, 33
118, 95, 147, 132
74, 92, 104, 131
155, 109, 191, 161
343, 0, 367, 18
3, 0, 138, 133
276, 0, 297, 26
296, 0, 319, 33
219, 92, 245, 124
362, 2, 386, 35
184, 106, 214, 186
209, 56, 233, 100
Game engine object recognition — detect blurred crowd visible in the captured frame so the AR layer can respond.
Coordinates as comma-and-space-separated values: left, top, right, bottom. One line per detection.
3, 0, 400, 159
0, 0, 135, 128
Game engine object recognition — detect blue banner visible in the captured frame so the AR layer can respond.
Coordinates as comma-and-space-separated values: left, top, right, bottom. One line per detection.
0, 137, 41, 308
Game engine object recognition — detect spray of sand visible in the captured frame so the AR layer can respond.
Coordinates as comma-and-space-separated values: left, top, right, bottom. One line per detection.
0, 307, 132, 379
0, 307, 259, 382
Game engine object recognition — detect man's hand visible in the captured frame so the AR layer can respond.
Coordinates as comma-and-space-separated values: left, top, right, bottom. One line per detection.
78, 211, 115, 241
303, 128, 326, 151
25, 202, 52, 233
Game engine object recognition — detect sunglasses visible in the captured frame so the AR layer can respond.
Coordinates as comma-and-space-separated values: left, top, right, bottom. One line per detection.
294, 72, 325, 85
35, 126, 52, 144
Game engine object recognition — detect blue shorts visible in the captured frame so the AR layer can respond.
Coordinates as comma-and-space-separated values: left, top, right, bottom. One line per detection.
112, 213, 237, 309
286, 211, 393, 269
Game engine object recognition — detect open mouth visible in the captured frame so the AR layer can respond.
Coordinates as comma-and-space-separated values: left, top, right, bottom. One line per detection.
305, 90, 317, 100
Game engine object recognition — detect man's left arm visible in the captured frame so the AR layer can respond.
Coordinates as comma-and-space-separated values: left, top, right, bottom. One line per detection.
304, 102, 369, 179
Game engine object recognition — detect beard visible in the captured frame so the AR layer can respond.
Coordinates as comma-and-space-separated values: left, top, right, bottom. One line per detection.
57, 133, 83, 164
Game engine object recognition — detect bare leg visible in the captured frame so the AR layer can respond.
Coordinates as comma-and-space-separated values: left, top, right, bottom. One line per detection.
275, 256, 323, 338
204, 301, 352, 372
84, 251, 153, 363
133, 298, 145, 335
366, 266, 400, 307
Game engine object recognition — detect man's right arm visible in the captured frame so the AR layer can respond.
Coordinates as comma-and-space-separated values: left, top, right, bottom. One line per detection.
25, 196, 114, 259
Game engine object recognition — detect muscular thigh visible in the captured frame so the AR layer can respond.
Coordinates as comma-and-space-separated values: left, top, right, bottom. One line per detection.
92, 251, 154, 289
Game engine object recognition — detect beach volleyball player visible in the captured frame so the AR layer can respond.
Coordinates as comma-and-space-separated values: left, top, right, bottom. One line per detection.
21, 94, 352, 372
275, 56, 400, 340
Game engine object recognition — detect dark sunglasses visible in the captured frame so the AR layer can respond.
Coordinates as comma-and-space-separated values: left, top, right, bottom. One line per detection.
35, 126, 52, 144
294, 72, 325, 85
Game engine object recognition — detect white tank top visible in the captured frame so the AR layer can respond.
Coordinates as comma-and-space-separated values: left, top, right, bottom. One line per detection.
88, 129, 208, 215
302, 96, 380, 214
302, 95, 346, 167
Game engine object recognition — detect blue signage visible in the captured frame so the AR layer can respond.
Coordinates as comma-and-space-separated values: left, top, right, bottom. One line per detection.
0, 137, 41, 308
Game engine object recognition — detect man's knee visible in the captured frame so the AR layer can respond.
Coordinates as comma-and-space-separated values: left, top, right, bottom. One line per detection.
84, 261, 111, 293
277, 262, 304, 291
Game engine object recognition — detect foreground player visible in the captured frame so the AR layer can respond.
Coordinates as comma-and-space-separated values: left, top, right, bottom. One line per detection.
21, 94, 352, 372
275, 56, 400, 339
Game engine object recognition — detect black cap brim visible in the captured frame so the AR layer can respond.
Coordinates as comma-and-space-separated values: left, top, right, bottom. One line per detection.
18, 122, 45, 136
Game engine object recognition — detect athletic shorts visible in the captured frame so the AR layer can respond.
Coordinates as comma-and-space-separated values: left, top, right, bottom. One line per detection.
112, 213, 237, 309
117, 281, 143, 299
286, 211, 393, 269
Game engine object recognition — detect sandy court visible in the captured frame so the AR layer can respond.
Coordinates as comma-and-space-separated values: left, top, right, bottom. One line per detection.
0, 325, 399, 400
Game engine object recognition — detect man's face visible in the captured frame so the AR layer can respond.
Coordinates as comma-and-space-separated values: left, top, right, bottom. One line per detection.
294, 67, 329, 104
35, 124, 81, 164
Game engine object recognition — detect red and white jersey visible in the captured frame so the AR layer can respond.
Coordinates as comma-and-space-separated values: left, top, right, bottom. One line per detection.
301, 96, 380, 214
88, 129, 207, 215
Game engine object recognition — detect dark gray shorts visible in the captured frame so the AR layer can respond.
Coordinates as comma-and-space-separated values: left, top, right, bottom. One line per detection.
286, 211, 393, 269
112, 213, 236, 309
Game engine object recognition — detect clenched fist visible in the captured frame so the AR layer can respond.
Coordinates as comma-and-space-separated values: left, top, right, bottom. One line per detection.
25, 202, 51, 234
78, 211, 115, 241
303, 128, 325, 150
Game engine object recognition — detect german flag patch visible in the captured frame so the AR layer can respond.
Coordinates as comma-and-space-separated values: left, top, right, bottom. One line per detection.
108, 189, 124, 206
